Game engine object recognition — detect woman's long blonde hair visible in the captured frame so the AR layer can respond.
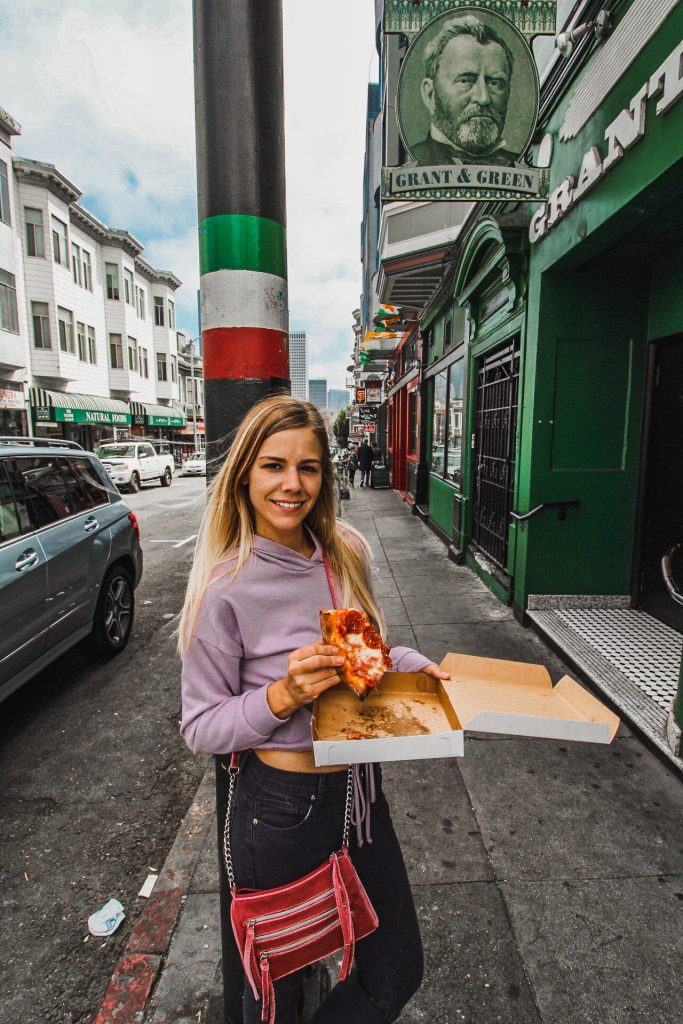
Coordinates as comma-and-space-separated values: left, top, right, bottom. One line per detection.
177, 395, 384, 655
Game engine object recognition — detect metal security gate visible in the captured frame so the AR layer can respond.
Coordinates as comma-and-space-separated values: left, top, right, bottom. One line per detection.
471, 337, 520, 574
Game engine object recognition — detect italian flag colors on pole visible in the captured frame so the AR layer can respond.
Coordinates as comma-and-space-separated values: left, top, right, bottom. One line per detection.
199, 213, 288, 382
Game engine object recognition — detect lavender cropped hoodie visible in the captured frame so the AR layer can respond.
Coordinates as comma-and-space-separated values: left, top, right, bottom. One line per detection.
180, 531, 431, 755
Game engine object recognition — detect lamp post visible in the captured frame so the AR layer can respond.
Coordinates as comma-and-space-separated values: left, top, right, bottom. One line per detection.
182, 337, 201, 452
189, 337, 199, 451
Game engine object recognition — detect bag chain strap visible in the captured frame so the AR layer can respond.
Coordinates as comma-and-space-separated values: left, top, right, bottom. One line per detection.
223, 549, 353, 890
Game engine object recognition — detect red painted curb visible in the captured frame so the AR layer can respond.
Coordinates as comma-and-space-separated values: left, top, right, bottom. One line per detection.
90, 770, 215, 1024
126, 888, 185, 955
91, 954, 161, 1024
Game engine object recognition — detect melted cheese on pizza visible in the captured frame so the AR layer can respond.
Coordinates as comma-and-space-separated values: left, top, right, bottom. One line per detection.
320, 608, 392, 698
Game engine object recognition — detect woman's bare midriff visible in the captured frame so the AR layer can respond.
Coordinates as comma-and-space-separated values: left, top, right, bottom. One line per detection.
255, 748, 348, 773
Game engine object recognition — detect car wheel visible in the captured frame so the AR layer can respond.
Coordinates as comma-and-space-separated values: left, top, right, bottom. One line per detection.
86, 565, 134, 659
128, 471, 140, 493
160, 467, 172, 487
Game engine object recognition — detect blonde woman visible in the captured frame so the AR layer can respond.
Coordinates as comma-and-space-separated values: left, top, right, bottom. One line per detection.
179, 395, 448, 1024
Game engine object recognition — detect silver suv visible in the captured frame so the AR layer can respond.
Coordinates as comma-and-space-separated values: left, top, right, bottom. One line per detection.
0, 438, 143, 703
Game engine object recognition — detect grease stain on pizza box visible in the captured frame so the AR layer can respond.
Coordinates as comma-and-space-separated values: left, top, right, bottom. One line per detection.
312, 653, 619, 766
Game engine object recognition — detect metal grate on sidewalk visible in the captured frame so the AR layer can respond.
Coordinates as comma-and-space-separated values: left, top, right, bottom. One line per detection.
527, 606, 682, 765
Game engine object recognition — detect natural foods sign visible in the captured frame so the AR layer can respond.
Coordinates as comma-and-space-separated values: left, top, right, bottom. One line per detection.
382, 2, 547, 202
34, 406, 132, 426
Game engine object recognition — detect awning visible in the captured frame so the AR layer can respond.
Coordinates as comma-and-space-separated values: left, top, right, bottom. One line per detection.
29, 387, 131, 426
129, 401, 186, 428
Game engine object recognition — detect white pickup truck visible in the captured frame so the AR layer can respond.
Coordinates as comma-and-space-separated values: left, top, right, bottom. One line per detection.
95, 440, 174, 493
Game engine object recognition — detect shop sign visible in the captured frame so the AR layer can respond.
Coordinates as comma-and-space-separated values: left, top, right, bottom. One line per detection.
355, 386, 367, 404
0, 385, 25, 410
365, 380, 382, 404
34, 406, 132, 426
382, 3, 545, 202
384, 1, 557, 37
530, 37, 683, 244
359, 408, 378, 424
148, 414, 185, 427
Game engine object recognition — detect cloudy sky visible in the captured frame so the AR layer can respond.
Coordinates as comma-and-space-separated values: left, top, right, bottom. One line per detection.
1, 0, 377, 390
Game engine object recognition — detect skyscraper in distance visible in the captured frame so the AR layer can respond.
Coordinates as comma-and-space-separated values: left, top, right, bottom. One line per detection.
288, 331, 308, 400
327, 389, 352, 414
308, 378, 328, 412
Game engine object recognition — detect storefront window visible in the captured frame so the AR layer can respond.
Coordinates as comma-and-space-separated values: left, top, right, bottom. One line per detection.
431, 370, 447, 474
0, 269, 19, 333
430, 361, 464, 485
0, 408, 28, 437
408, 389, 418, 455
446, 360, 464, 486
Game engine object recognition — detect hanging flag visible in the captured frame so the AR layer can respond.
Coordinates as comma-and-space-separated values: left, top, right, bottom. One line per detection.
365, 330, 400, 342
373, 303, 403, 328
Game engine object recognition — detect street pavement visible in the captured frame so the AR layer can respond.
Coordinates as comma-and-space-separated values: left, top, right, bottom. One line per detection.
0, 474, 208, 1024
100, 483, 682, 1024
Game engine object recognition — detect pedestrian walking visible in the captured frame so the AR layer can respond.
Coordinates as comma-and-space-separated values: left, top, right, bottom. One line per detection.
357, 439, 373, 487
347, 446, 358, 486
178, 395, 448, 1024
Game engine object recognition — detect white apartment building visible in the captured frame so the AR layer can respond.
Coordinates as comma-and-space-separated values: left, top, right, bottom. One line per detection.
0, 104, 187, 449
0, 107, 26, 434
288, 330, 308, 401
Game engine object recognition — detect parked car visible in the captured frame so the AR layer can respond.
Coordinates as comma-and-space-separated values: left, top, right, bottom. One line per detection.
0, 438, 144, 703
95, 440, 174, 492
182, 451, 206, 476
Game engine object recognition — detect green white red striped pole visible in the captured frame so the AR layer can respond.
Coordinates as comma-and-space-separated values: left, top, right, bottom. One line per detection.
193, 4, 288, 1020
194, 0, 289, 463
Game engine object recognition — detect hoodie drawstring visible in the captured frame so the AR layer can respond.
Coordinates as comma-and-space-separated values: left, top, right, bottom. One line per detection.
351, 763, 377, 846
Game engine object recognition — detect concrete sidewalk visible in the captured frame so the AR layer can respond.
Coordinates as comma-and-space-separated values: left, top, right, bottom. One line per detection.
127, 486, 682, 1024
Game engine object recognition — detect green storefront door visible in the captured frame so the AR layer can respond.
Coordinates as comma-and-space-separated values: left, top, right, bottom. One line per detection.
470, 336, 520, 581
637, 334, 683, 632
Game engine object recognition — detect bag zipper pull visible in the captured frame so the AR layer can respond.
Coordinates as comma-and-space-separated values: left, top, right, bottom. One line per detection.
260, 954, 274, 1024
243, 924, 258, 999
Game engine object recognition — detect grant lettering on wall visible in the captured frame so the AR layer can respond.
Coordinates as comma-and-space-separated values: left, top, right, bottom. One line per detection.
530, 37, 683, 244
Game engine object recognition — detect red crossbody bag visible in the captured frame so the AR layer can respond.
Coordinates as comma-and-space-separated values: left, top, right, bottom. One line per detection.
224, 553, 378, 1023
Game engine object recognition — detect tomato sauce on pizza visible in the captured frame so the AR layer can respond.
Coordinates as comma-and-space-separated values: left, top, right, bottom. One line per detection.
320, 608, 392, 700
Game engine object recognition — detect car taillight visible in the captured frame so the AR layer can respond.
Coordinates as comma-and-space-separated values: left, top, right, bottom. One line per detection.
128, 511, 140, 542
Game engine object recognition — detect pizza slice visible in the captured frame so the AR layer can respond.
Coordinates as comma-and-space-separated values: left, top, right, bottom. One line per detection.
320, 608, 392, 700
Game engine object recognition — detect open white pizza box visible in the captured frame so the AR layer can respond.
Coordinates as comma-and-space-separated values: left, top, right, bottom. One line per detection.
312, 652, 620, 766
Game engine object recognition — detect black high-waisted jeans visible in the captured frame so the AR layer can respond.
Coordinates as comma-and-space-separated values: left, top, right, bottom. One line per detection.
230, 754, 423, 1024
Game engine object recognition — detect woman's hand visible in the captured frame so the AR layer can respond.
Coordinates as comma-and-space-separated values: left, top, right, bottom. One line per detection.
267, 643, 345, 719
421, 662, 450, 680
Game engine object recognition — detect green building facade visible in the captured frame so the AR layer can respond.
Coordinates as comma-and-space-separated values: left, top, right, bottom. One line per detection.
419, 0, 683, 633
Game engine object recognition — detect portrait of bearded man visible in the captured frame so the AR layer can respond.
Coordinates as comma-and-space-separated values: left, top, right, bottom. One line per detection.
412, 14, 519, 166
